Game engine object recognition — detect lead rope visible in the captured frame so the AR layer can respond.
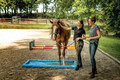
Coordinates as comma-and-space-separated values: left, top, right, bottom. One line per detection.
55, 41, 74, 48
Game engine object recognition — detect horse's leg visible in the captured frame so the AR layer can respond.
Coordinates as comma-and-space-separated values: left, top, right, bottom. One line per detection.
57, 42, 61, 65
62, 41, 68, 65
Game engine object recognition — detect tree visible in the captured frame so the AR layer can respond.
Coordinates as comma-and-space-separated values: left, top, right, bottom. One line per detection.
40, 0, 51, 13
53, 0, 74, 18
72, 0, 120, 35
72, 0, 99, 27
99, 0, 120, 34
0, 0, 7, 15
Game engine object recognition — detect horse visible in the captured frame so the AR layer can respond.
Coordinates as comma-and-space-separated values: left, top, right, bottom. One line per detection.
50, 20, 71, 65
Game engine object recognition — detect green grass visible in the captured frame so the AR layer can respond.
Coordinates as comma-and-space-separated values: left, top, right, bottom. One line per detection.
98, 36, 120, 61
0, 23, 51, 29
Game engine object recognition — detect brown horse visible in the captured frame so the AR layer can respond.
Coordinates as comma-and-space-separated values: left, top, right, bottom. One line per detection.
50, 20, 71, 65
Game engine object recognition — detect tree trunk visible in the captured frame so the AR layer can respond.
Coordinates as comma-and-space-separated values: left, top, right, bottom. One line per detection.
14, 9, 16, 16
4, 7, 6, 15
105, 31, 108, 35
26, 7, 28, 17
12, 9, 13, 16
20, 9, 21, 17
14, 5, 17, 16
30, 8, 32, 15
0, 9, 1, 15
45, 3, 48, 12
43, 3, 44, 13
7, 6, 9, 14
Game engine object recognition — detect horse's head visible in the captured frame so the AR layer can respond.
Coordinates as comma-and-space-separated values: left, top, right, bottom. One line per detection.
50, 20, 61, 41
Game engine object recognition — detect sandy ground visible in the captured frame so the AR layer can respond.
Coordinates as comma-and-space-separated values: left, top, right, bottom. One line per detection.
0, 29, 120, 80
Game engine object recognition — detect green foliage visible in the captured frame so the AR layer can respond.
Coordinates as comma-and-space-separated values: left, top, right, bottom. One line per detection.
72, 0, 120, 34
0, 0, 41, 16
100, 0, 120, 33
0, 0, 7, 8
52, 0, 74, 19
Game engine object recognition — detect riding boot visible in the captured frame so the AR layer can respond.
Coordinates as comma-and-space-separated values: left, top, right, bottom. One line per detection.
79, 64, 83, 68
75, 65, 79, 71
89, 69, 96, 78
89, 70, 97, 74
89, 72, 95, 78
89, 67, 97, 74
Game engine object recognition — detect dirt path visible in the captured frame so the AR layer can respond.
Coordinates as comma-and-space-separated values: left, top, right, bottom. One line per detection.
0, 29, 120, 80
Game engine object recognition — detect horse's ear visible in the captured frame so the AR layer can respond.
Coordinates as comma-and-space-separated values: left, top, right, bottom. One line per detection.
57, 20, 60, 24
49, 20, 53, 24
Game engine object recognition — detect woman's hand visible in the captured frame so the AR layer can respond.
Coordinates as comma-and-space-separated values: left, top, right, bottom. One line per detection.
83, 34, 86, 37
76, 38, 80, 42
83, 34, 89, 38
87, 38, 91, 42
86, 29, 101, 41
59, 23, 72, 30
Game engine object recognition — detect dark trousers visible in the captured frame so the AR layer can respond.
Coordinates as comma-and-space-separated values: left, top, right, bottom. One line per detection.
89, 42, 98, 72
74, 40, 84, 66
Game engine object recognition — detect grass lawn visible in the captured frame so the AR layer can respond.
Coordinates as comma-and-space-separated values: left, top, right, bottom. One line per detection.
98, 36, 120, 61
0, 22, 51, 29
0, 23, 120, 61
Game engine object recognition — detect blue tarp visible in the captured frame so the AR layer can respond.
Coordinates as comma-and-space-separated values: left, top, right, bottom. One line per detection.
22, 59, 77, 69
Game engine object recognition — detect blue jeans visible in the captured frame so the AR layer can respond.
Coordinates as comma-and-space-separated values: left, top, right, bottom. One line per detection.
89, 42, 98, 72
74, 40, 84, 66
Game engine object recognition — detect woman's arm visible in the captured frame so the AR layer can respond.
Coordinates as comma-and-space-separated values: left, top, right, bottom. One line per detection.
59, 24, 72, 30
83, 34, 89, 38
87, 29, 101, 41
76, 34, 86, 41
62, 26, 72, 30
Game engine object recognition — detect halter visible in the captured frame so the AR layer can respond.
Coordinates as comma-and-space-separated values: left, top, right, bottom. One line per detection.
52, 33, 57, 40
52, 27, 61, 40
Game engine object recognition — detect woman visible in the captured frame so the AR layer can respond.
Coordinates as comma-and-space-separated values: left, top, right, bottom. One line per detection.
60, 20, 86, 70
83, 16, 101, 78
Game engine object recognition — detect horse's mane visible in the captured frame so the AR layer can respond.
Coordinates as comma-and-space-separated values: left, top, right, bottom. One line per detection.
59, 20, 69, 27
59, 20, 65, 26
